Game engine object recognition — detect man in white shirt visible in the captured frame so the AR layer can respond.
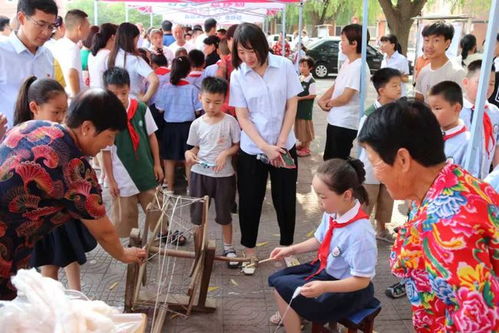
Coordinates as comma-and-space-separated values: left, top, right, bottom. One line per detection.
415, 22, 466, 102
196, 18, 217, 50
0, 0, 59, 127
51, 10, 90, 98
169, 24, 194, 55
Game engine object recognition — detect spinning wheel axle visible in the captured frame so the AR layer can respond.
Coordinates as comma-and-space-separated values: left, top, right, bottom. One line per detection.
148, 246, 251, 263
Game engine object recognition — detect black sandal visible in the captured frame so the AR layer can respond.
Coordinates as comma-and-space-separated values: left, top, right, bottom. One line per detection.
158, 230, 187, 246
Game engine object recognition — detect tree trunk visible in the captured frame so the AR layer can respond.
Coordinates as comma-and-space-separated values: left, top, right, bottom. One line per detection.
377, 0, 428, 56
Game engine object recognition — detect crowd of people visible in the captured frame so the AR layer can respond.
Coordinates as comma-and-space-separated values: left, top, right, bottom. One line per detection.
0, 0, 497, 332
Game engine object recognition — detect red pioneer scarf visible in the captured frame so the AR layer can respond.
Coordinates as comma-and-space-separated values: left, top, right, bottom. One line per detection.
443, 125, 467, 141
127, 98, 140, 153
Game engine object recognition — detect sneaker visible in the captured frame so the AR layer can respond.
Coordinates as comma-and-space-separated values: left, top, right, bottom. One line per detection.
385, 281, 406, 299
224, 248, 239, 269
376, 229, 395, 243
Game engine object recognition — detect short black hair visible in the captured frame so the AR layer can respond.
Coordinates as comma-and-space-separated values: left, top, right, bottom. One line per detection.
161, 20, 172, 32
358, 98, 446, 167
204, 18, 217, 33
203, 35, 220, 47
18, 0, 58, 17
371, 67, 402, 94
200, 77, 228, 97
188, 49, 205, 68
217, 28, 227, 35
64, 9, 88, 31
298, 56, 315, 69
151, 52, 168, 67
0, 16, 10, 32
422, 21, 454, 41
497, 33, 499, 42
103, 67, 130, 88
341, 24, 369, 54
193, 24, 202, 32
232, 23, 269, 69
467, 59, 495, 77
428, 81, 463, 107
66, 88, 127, 133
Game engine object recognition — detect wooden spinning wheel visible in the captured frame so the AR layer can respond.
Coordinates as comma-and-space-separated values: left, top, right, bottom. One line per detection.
124, 188, 249, 332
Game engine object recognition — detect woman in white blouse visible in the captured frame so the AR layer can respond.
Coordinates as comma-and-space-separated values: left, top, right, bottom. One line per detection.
88, 23, 116, 89
379, 34, 409, 96
106, 23, 158, 103
229, 23, 302, 275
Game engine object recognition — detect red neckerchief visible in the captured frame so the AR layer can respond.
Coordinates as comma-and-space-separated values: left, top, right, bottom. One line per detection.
175, 79, 190, 86
443, 124, 467, 141
155, 67, 170, 76
471, 105, 495, 152
127, 99, 140, 153
188, 72, 202, 78
305, 208, 369, 281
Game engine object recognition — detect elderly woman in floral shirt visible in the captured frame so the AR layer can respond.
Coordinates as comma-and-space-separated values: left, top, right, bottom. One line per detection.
358, 98, 498, 332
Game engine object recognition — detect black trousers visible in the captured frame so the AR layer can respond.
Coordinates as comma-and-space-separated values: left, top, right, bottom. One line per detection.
237, 147, 298, 248
323, 124, 358, 160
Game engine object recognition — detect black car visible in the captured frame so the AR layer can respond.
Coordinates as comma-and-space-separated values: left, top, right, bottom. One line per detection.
306, 37, 384, 78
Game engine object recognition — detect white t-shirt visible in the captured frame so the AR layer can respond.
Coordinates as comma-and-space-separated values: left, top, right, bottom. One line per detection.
88, 49, 110, 89
51, 37, 85, 97
195, 33, 208, 50
187, 114, 241, 178
106, 48, 154, 98
169, 41, 194, 55
327, 58, 369, 130
495, 58, 499, 73
381, 51, 410, 96
415, 59, 466, 102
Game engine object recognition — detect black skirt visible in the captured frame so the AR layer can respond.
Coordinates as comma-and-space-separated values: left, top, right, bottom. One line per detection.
268, 262, 375, 323
30, 219, 97, 268
161, 121, 192, 161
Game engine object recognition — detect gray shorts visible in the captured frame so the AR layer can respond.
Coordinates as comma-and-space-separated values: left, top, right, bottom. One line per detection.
189, 172, 236, 225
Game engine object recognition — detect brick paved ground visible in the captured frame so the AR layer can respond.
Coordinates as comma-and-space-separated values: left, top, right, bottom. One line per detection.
66, 78, 415, 333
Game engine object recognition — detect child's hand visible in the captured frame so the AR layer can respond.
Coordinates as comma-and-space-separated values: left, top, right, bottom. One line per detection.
301, 281, 327, 298
108, 179, 120, 198
154, 164, 164, 183
0, 113, 7, 139
185, 150, 199, 165
214, 151, 228, 172
269, 246, 294, 260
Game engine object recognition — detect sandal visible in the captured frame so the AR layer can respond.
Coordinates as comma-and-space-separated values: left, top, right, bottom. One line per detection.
297, 148, 310, 157
241, 256, 258, 275
159, 230, 187, 246
224, 248, 239, 269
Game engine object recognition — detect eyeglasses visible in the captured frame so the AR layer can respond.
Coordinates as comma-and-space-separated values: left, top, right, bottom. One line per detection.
26, 15, 57, 33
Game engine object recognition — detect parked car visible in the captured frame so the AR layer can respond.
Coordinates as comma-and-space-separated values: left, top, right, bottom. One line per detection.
305, 37, 384, 78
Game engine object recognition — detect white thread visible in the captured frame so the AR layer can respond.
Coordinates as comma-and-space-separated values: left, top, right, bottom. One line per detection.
273, 286, 302, 333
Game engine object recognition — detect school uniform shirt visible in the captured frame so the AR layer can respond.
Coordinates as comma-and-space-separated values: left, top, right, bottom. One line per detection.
229, 53, 303, 155
106, 48, 154, 98
102, 98, 158, 197
484, 164, 499, 192
168, 40, 194, 54
460, 98, 499, 178
51, 37, 86, 97
0, 34, 56, 127
442, 120, 471, 169
87, 49, 110, 89
314, 200, 377, 280
358, 100, 382, 184
327, 58, 370, 130
155, 80, 202, 123
203, 63, 219, 79
415, 59, 466, 102
187, 114, 241, 178
186, 70, 204, 90
381, 51, 410, 96
149, 67, 171, 107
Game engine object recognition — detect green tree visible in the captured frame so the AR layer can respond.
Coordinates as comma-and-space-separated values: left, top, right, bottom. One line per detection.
377, 0, 428, 55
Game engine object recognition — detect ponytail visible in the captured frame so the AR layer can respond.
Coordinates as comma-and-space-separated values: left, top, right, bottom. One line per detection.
91, 23, 117, 56
316, 158, 369, 206
460, 34, 477, 66
108, 22, 140, 69
170, 56, 191, 85
13, 76, 66, 126
395, 42, 402, 54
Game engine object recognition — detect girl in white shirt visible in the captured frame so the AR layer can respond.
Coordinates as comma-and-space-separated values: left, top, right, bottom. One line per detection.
379, 34, 410, 96
107, 23, 159, 103
88, 23, 116, 89
318, 24, 370, 161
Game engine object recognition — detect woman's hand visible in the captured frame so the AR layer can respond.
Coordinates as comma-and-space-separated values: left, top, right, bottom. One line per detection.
301, 281, 328, 298
120, 247, 147, 264
262, 144, 286, 163
269, 246, 294, 260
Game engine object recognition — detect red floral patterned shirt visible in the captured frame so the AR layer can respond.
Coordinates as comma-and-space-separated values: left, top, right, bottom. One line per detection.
391, 163, 499, 332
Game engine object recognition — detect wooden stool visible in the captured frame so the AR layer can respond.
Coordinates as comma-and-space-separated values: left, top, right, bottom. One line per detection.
311, 298, 381, 333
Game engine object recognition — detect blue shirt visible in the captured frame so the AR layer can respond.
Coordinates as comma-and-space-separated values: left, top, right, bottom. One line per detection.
229, 53, 302, 155
155, 81, 202, 123
313, 201, 377, 280
162, 34, 175, 47
0, 34, 55, 127
443, 121, 476, 174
